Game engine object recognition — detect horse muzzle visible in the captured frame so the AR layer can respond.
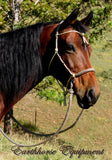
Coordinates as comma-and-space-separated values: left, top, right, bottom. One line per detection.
76, 87, 100, 109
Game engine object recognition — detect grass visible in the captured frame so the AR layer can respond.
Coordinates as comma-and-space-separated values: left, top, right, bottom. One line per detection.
0, 31, 112, 160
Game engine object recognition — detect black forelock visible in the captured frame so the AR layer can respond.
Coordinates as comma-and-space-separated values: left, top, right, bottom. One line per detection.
72, 20, 89, 33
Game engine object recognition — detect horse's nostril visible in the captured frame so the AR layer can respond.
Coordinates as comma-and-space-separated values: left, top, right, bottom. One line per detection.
87, 88, 95, 104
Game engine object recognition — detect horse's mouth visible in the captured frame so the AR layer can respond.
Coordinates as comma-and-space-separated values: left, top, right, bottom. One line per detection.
77, 99, 93, 109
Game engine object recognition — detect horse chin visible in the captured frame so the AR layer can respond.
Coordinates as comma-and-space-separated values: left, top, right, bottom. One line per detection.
77, 100, 92, 109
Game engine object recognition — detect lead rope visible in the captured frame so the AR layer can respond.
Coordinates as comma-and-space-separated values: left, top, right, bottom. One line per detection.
0, 82, 84, 148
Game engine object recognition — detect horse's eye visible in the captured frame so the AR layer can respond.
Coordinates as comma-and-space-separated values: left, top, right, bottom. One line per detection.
66, 44, 76, 53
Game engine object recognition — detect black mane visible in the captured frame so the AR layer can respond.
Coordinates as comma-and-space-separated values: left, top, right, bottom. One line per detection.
0, 23, 44, 106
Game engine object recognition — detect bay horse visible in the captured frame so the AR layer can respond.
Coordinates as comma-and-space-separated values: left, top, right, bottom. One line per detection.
0, 8, 100, 124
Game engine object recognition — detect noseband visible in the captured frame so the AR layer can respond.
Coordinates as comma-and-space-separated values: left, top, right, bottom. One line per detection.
48, 21, 95, 88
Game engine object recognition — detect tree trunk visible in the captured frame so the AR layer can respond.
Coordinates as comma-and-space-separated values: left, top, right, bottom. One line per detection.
4, 108, 13, 134
13, 0, 20, 25
4, 0, 21, 135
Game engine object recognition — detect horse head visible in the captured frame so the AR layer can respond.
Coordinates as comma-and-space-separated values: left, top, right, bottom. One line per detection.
41, 8, 100, 109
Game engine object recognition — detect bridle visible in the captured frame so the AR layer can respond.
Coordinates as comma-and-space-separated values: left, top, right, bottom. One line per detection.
48, 21, 95, 89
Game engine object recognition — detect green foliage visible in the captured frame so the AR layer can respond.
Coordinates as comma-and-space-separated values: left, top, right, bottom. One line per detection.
89, 2, 112, 42
0, 0, 112, 39
35, 77, 65, 105
0, 0, 13, 31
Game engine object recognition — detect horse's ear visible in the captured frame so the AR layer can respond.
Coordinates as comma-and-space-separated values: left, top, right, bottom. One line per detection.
81, 11, 93, 26
60, 8, 79, 30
